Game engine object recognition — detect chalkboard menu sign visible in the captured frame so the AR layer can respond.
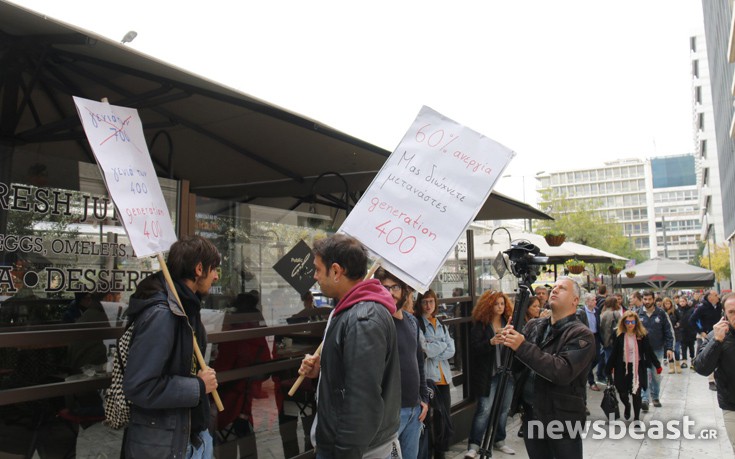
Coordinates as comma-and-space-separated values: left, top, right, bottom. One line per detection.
272, 240, 316, 296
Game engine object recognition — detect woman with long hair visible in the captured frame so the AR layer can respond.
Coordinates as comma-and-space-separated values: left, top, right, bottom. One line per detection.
605, 311, 662, 422
464, 290, 515, 458
662, 297, 682, 373
415, 289, 455, 459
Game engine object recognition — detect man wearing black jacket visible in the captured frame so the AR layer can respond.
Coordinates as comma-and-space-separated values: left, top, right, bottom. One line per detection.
690, 290, 722, 390
501, 277, 596, 459
693, 293, 735, 451
299, 235, 400, 459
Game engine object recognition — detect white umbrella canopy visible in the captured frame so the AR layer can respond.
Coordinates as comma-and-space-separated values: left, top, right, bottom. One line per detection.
472, 230, 628, 264
621, 258, 715, 290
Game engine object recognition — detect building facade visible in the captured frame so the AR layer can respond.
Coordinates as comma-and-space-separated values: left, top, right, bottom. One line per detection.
537, 155, 701, 262
691, 32, 727, 256
701, 0, 735, 288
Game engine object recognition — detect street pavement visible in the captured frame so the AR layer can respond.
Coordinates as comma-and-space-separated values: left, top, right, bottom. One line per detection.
447, 364, 735, 458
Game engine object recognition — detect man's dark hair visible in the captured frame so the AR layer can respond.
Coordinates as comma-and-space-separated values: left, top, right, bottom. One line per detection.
167, 235, 221, 282
374, 267, 409, 309
312, 234, 367, 280
642, 290, 655, 299
631, 291, 643, 301
598, 285, 607, 295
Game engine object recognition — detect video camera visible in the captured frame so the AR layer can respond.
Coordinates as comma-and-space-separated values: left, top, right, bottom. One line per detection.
504, 240, 549, 284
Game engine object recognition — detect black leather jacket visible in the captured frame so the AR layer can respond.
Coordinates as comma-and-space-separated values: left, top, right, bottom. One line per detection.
693, 328, 735, 410
315, 300, 400, 458
512, 314, 596, 426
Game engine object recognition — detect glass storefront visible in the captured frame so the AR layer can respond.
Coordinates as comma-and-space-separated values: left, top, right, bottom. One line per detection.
0, 149, 477, 458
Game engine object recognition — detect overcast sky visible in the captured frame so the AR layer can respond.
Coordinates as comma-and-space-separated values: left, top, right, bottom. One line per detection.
10, 0, 704, 203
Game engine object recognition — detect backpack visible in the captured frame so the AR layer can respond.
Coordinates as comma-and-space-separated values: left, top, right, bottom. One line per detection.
103, 323, 134, 429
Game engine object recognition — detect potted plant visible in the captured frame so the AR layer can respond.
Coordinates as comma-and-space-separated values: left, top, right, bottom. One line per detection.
608, 264, 622, 275
625, 270, 636, 278
564, 258, 586, 274
544, 231, 566, 247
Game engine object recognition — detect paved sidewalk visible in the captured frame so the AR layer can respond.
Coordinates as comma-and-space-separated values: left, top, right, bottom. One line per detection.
448, 366, 734, 458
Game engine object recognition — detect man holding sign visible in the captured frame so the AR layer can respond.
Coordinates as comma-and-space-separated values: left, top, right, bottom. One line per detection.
298, 234, 401, 459
123, 236, 220, 459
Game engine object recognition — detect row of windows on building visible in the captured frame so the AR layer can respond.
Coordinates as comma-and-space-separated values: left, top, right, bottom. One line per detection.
657, 249, 700, 261
653, 205, 698, 215
654, 219, 702, 232
656, 234, 701, 246
623, 222, 649, 236
548, 165, 645, 186
652, 189, 699, 203
548, 180, 646, 198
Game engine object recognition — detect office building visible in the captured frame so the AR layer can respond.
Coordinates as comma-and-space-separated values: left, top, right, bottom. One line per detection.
537, 155, 701, 262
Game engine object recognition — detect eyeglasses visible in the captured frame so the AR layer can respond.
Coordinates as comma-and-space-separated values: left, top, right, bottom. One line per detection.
383, 284, 402, 292
421, 299, 436, 305
624, 320, 636, 325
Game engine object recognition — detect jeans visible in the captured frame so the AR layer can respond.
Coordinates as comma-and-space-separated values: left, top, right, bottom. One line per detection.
599, 346, 613, 382
468, 373, 514, 449
398, 404, 422, 459
185, 430, 214, 459
681, 339, 696, 362
642, 349, 664, 402
595, 344, 611, 382
674, 341, 681, 361
587, 335, 601, 385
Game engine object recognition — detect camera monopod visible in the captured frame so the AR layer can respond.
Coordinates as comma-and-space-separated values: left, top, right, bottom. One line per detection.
478, 242, 547, 458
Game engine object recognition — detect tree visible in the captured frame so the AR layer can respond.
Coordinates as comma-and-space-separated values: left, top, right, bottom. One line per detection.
699, 243, 730, 283
536, 189, 645, 267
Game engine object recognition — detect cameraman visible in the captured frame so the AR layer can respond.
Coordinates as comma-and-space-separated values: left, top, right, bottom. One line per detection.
501, 277, 596, 459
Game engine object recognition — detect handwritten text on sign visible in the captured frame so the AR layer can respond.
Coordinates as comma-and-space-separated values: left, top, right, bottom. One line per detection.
340, 106, 515, 292
73, 96, 177, 257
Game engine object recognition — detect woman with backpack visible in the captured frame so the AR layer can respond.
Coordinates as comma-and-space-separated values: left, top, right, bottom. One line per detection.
416, 289, 455, 459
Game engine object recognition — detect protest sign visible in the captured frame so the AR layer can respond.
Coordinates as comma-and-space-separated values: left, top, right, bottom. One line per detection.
73, 97, 224, 411
340, 106, 515, 292
72, 96, 177, 257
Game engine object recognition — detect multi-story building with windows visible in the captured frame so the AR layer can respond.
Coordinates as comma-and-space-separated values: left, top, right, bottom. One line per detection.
691, 32, 727, 263
700, 0, 735, 288
537, 154, 700, 262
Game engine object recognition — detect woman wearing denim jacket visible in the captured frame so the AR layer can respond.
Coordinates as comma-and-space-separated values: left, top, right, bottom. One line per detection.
417, 289, 455, 459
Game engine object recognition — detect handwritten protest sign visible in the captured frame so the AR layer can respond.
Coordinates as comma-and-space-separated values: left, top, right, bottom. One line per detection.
340, 106, 515, 292
73, 97, 177, 257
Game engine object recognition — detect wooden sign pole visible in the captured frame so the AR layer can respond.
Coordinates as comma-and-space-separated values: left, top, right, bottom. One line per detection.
157, 253, 224, 412
288, 259, 382, 396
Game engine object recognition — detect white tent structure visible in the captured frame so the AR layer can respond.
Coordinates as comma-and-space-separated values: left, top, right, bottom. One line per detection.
620, 258, 715, 290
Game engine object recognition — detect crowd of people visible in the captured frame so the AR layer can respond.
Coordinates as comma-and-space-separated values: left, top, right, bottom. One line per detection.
115, 233, 734, 459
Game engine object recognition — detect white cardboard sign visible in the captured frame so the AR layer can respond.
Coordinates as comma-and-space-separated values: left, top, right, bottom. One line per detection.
340, 106, 515, 292
73, 96, 177, 257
